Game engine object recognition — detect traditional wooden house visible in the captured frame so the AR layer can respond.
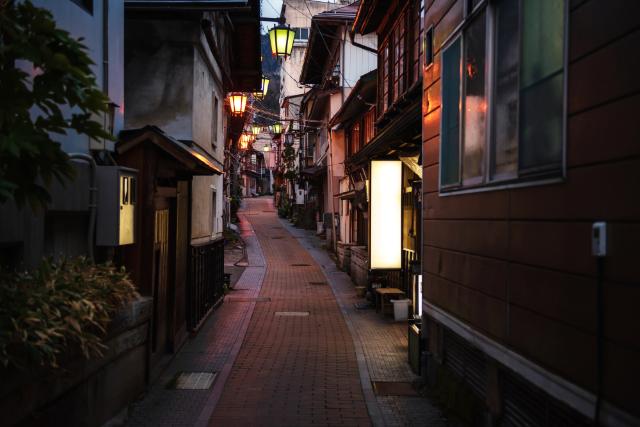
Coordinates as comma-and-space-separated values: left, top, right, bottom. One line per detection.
122, 0, 261, 377
351, 0, 424, 357
298, 1, 377, 245
420, 0, 640, 425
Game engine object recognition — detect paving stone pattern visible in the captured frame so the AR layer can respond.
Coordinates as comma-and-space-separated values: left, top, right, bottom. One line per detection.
125, 210, 265, 427
281, 217, 446, 427
209, 198, 371, 426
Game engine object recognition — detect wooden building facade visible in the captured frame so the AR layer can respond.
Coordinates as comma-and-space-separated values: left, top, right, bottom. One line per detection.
421, 0, 640, 425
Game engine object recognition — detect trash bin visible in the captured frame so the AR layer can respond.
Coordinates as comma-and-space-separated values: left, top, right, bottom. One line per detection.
390, 299, 411, 321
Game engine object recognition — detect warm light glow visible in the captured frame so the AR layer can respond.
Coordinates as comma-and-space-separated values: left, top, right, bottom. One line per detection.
228, 92, 247, 115
239, 132, 252, 150
261, 76, 270, 97
251, 124, 262, 135
269, 24, 295, 58
370, 160, 402, 270
263, 145, 270, 152
271, 122, 283, 134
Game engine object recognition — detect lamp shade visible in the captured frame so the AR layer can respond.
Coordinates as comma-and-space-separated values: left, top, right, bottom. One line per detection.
251, 124, 262, 135
228, 92, 247, 115
269, 24, 295, 58
271, 122, 283, 135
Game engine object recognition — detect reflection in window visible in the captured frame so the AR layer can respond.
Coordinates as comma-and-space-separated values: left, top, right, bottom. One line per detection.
462, 12, 486, 182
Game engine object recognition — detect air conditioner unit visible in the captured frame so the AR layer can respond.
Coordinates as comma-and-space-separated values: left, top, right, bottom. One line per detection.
96, 166, 138, 246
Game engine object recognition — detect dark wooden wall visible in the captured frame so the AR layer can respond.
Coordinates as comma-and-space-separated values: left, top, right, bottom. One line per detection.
422, 0, 640, 416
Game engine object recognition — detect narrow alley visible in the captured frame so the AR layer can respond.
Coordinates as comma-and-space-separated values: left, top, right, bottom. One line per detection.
126, 197, 444, 426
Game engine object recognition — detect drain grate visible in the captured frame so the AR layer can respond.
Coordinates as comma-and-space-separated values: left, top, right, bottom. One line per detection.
227, 297, 271, 303
275, 311, 309, 317
168, 372, 216, 390
371, 381, 418, 396
308, 281, 327, 286
290, 263, 311, 267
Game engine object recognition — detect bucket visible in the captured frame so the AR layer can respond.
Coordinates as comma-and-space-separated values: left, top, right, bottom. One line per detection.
390, 299, 411, 321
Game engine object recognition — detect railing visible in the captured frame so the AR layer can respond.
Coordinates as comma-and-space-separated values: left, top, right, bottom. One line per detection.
187, 238, 224, 331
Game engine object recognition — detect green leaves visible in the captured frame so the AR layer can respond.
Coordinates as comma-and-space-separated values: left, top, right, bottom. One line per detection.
0, 257, 140, 370
0, 1, 114, 211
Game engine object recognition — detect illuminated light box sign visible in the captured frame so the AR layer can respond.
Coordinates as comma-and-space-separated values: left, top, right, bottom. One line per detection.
369, 160, 402, 270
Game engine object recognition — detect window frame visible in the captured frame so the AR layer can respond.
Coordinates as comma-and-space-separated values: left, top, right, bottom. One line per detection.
438, 0, 568, 195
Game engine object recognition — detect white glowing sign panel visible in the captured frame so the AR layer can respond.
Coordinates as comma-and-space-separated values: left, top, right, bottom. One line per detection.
370, 160, 402, 270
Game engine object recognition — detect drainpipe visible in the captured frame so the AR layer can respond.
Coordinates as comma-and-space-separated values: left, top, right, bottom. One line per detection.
328, 128, 337, 254
68, 153, 97, 262
349, 31, 377, 54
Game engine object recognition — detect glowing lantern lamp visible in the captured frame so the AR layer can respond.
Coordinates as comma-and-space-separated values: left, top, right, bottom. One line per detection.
369, 160, 402, 270
271, 122, 283, 135
269, 24, 295, 58
239, 132, 252, 150
228, 92, 247, 116
251, 124, 262, 135
263, 145, 271, 152
260, 76, 270, 97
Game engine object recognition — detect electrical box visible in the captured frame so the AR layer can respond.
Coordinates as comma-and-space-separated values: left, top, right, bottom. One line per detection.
592, 222, 607, 257
96, 166, 138, 246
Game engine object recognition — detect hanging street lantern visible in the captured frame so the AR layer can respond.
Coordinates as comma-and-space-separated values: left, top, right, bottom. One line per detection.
228, 92, 247, 116
263, 144, 271, 152
271, 122, 283, 135
253, 75, 270, 99
251, 124, 262, 135
269, 24, 295, 58
239, 132, 252, 150
260, 75, 270, 97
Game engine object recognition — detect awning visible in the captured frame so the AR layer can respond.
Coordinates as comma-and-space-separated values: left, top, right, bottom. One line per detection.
301, 164, 326, 178
118, 126, 223, 175
347, 99, 421, 168
334, 190, 356, 199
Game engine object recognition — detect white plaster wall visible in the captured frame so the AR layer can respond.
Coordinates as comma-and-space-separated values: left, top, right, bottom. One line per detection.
31, 0, 125, 153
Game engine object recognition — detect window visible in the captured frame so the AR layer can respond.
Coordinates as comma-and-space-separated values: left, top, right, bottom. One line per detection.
212, 95, 219, 147
380, 40, 391, 114
425, 27, 434, 67
440, 0, 565, 191
350, 122, 361, 156
211, 189, 217, 235
363, 108, 376, 145
293, 28, 309, 41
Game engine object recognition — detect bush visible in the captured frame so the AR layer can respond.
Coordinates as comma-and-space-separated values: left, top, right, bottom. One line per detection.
0, 257, 139, 370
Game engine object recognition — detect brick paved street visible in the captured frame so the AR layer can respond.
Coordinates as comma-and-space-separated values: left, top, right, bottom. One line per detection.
125, 197, 444, 426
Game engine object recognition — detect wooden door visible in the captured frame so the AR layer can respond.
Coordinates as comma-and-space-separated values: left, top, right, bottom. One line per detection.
152, 209, 169, 355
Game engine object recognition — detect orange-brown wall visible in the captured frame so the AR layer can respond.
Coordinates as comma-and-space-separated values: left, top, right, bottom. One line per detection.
422, 0, 640, 416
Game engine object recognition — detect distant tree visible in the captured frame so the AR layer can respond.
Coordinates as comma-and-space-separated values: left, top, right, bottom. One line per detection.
0, 0, 112, 210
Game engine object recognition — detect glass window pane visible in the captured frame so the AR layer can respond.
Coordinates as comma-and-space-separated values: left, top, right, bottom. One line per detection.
492, 0, 519, 177
519, 0, 564, 171
519, 72, 564, 170
521, 0, 564, 88
462, 12, 487, 181
441, 38, 462, 187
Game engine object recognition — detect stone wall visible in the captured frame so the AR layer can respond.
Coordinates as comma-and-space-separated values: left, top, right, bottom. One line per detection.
0, 298, 152, 427
336, 242, 355, 273
349, 246, 368, 287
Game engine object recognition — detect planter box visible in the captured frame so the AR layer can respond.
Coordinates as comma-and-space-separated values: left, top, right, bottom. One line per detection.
350, 246, 369, 287
0, 297, 152, 427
